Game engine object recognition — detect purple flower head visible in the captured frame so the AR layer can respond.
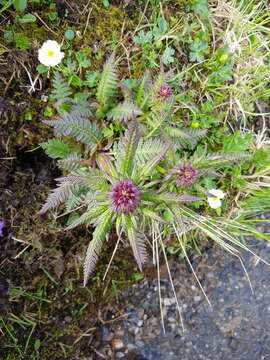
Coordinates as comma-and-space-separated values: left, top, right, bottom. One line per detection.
0, 219, 5, 238
176, 164, 199, 187
158, 84, 173, 100
110, 180, 140, 214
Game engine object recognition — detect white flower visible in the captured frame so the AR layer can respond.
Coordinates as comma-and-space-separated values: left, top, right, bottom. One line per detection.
207, 189, 225, 209
38, 40, 64, 67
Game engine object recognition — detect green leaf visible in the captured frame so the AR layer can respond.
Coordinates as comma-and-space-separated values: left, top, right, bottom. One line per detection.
41, 139, 76, 159
36, 64, 49, 74
34, 339, 41, 351
132, 272, 144, 281
13, 0, 27, 12
191, 0, 209, 18
162, 46, 175, 65
134, 30, 153, 45
19, 13, 36, 23
76, 50, 91, 68
85, 71, 100, 88
14, 33, 29, 50
4, 30, 13, 43
65, 29, 75, 40
222, 131, 253, 153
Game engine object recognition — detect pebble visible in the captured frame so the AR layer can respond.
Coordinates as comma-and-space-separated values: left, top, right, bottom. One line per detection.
111, 339, 124, 350
163, 298, 176, 306
115, 352, 125, 359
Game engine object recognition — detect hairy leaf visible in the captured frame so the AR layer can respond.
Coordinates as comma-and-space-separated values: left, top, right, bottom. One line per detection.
96, 54, 118, 111
44, 111, 103, 152
137, 142, 169, 178
51, 72, 72, 105
83, 209, 113, 286
198, 152, 250, 168
107, 100, 143, 122
58, 153, 83, 171
116, 123, 140, 176
135, 138, 168, 165
40, 183, 76, 214
124, 214, 147, 271
157, 193, 202, 203
66, 205, 106, 230
165, 127, 207, 147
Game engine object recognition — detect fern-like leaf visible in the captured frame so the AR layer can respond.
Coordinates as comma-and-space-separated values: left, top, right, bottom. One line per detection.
51, 72, 72, 105
56, 171, 106, 189
107, 100, 143, 122
197, 152, 250, 168
124, 214, 147, 271
165, 127, 207, 147
136, 71, 152, 108
157, 193, 202, 203
66, 205, 106, 230
83, 209, 113, 286
116, 122, 139, 177
40, 183, 75, 214
135, 138, 168, 165
44, 111, 103, 152
137, 142, 169, 178
96, 54, 118, 112
58, 153, 83, 171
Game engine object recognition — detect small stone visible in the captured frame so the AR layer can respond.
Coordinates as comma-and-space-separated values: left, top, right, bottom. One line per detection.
111, 339, 124, 350
163, 298, 176, 306
137, 320, 143, 327
194, 296, 202, 302
137, 309, 144, 319
114, 329, 124, 338
116, 352, 125, 359
64, 316, 72, 323
41, 95, 48, 102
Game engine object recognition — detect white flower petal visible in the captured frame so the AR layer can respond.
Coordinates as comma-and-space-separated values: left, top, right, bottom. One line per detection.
208, 189, 225, 199
207, 196, 222, 209
38, 40, 64, 67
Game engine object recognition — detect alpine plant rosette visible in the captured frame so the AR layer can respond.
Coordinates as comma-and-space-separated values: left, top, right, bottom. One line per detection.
110, 180, 140, 214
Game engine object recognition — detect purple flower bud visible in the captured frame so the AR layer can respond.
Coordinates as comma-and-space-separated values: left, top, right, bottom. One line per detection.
110, 180, 140, 214
176, 164, 199, 187
158, 84, 173, 100
0, 219, 5, 238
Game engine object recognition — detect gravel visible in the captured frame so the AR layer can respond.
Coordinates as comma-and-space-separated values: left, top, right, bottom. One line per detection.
93, 218, 270, 359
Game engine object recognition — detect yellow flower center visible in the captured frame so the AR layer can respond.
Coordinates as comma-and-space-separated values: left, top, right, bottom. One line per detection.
47, 50, 55, 57
211, 197, 218, 202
